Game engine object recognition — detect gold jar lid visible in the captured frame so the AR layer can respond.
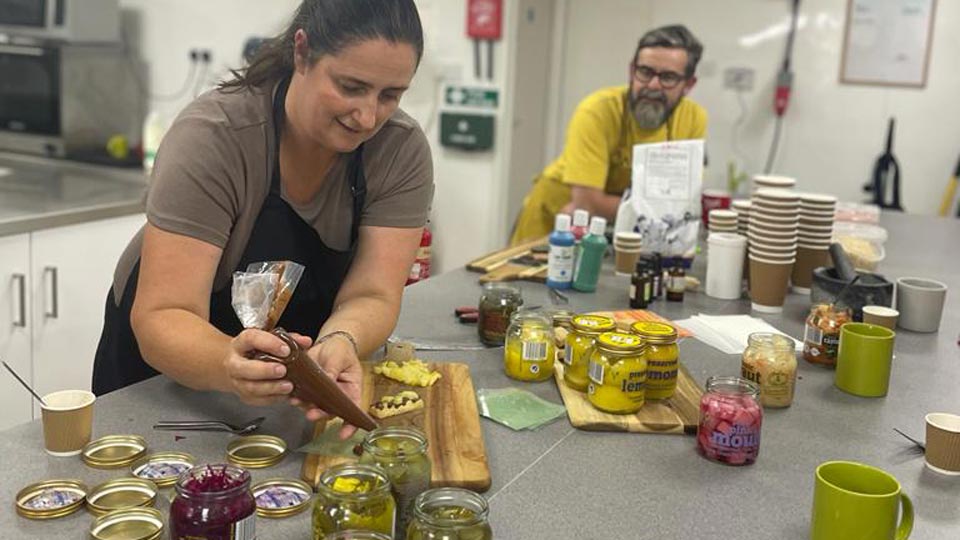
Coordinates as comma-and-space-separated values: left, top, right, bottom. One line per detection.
90, 507, 164, 540
87, 478, 158, 516
251, 478, 313, 518
130, 452, 195, 488
15, 479, 88, 520
630, 321, 678, 344
571, 315, 616, 335
82, 435, 148, 469
227, 435, 287, 468
596, 331, 645, 354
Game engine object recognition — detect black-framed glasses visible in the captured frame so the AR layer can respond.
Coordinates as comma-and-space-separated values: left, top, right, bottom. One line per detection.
632, 65, 686, 89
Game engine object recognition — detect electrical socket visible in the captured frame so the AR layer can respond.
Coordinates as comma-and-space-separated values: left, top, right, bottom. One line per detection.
724, 67, 754, 91
189, 48, 213, 63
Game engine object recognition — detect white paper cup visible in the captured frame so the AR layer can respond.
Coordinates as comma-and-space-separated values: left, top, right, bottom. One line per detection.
706, 233, 747, 300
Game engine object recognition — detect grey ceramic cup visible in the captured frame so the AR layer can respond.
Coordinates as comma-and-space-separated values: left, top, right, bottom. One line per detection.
896, 277, 947, 333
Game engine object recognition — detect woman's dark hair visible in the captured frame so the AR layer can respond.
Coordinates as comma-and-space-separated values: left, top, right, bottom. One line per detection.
221, 0, 424, 90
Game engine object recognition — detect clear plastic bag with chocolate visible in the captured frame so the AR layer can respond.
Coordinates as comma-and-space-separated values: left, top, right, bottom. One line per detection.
231, 261, 304, 330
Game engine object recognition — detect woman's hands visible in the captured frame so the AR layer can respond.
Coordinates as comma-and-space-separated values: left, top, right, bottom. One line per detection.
290, 333, 364, 439
224, 329, 312, 405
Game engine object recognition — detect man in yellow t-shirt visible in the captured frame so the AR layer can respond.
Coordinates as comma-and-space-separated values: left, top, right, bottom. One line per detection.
511, 25, 708, 245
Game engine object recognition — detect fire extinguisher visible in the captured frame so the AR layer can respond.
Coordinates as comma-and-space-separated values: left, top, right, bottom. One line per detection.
407, 224, 432, 285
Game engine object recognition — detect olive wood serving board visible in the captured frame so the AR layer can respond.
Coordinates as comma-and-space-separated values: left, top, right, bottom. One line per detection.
553, 361, 702, 434
300, 362, 491, 492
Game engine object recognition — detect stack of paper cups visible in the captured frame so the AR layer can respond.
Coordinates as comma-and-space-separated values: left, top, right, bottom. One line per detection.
708, 209, 738, 234
752, 174, 796, 192
793, 193, 837, 292
748, 188, 799, 312
613, 232, 642, 276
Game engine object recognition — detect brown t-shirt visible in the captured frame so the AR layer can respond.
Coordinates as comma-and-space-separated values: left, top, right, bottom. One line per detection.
112, 81, 434, 302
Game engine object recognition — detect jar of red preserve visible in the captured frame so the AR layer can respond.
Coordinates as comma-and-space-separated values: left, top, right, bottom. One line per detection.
170, 464, 256, 540
696, 376, 762, 466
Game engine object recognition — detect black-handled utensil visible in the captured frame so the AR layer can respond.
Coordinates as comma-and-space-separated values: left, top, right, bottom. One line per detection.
893, 428, 925, 451
828, 242, 858, 283
2, 360, 47, 406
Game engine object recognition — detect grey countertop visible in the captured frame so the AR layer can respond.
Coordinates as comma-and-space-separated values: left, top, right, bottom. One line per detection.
1, 211, 958, 539
0, 152, 147, 236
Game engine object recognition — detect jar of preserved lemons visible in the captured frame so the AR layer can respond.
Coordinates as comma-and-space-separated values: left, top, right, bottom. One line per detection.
504, 310, 555, 382
359, 427, 431, 540
312, 464, 396, 540
563, 315, 616, 391
406, 487, 492, 540
587, 332, 647, 414
630, 321, 679, 400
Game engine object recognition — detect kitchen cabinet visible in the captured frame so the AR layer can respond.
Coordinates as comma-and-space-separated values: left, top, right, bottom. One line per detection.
0, 214, 145, 430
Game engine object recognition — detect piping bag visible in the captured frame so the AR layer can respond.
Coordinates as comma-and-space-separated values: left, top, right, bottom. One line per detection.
232, 261, 378, 431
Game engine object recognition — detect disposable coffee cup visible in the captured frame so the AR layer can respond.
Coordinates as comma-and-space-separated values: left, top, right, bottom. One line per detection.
792, 246, 830, 288
925, 413, 960, 475
614, 247, 641, 276
41, 390, 96, 456
862, 305, 899, 330
749, 256, 794, 312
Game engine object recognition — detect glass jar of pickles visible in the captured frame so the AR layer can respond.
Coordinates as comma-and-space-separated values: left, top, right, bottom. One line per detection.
504, 310, 555, 382
170, 464, 256, 540
803, 303, 852, 366
697, 376, 762, 466
741, 332, 797, 408
630, 321, 679, 400
563, 315, 616, 391
324, 532, 392, 540
312, 464, 396, 540
359, 427, 431, 540
477, 283, 523, 346
587, 332, 647, 414
406, 487, 493, 540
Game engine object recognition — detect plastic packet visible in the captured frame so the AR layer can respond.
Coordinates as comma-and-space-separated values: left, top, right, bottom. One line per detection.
231, 261, 305, 329
476, 388, 567, 431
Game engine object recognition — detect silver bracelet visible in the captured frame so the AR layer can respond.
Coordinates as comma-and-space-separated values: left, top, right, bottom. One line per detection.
317, 330, 360, 356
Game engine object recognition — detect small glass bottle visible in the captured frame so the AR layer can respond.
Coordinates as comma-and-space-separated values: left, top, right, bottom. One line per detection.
360, 427, 432, 540
406, 487, 493, 540
641, 268, 655, 304
477, 283, 523, 346
587, 331, 647, 414
697, 376, 762, 466
563, 314, 617, 391
312, 464, 396, 539
170, 464, 256, 540
629, 263, 649, 309
741, 332, 797, 408
666, 266, 686, 302
503, 310, 555, 382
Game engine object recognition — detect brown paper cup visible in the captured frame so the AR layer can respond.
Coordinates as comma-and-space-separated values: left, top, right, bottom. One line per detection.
925, 413, 960, 475
862, 306, 899, 330
749, 256, 794, 311
41, 390, 95, 456
614, 248, 641, 275
792, 246, 830, 288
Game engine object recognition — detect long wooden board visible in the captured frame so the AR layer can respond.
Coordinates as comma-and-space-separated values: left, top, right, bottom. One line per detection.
554, 361, 702, 434
301, 362, 491, 492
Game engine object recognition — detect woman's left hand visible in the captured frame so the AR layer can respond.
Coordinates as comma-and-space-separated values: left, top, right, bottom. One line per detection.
289, 334, 364, 439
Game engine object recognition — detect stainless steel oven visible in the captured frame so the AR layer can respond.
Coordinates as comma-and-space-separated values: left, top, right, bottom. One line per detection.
0, 42, 142, 158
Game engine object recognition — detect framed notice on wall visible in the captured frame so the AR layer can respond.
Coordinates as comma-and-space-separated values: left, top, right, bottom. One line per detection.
840, 0, 937, 88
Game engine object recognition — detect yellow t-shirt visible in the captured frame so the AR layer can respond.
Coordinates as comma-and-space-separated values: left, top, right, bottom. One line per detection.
510, 86, 707, 245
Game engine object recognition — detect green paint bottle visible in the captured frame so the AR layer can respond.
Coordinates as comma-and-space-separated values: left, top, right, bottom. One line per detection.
573, 217, 608, 292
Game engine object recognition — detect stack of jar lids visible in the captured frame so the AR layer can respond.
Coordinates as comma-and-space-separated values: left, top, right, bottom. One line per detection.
227, 435, 287, 469
15, 479, 88, 519
251, 478, 313, 518
87, 478, 158, 515
89, 507, 164, 540
82, 435, 148, 469
130, 452, 195, 488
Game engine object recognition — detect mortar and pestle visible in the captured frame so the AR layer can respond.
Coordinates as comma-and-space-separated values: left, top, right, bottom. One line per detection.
810, 243, 894, 321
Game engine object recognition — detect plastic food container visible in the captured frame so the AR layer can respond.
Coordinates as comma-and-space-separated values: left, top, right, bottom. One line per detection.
833, 222, 887, 271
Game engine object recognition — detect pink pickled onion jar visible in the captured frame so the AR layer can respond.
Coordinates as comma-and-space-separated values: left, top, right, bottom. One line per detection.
697, 376, 762, 466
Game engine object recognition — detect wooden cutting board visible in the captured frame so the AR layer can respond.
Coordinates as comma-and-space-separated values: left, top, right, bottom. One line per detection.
300, 362, 491, 492
466, 236, 549, 283
589, 310, 694, 339
553, 361, 702, 434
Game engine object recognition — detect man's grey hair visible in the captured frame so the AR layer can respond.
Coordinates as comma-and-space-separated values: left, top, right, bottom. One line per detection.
634, 24, 703, 78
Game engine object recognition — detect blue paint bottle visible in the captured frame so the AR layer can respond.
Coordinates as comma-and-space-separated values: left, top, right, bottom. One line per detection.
547, 214, 575, 289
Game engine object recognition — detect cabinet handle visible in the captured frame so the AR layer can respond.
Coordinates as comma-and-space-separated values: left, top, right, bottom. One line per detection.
44, 266, 58, 319
12, 273, 26, 327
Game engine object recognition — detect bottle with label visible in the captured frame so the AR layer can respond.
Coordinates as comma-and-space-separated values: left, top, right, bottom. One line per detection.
573, 217, 607, 292
629, 261, 649, 309
406, 225, 432, 285
546, 214, 575, 289
571, 209, 589, 242
666, 266, 686, 302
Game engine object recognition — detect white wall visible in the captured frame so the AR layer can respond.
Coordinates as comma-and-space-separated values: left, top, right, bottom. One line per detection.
119, 0, 517, 275
552, 0, 960, 214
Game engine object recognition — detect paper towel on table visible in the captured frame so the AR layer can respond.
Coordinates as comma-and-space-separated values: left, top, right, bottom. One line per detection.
674, 314, 802, 355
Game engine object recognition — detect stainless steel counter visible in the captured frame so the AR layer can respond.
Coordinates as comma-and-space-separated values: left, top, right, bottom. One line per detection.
0, 211, 957, 539
0, 152, 147, 236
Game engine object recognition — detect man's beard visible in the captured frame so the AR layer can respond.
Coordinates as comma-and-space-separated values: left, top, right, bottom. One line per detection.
629, 88, 679, 129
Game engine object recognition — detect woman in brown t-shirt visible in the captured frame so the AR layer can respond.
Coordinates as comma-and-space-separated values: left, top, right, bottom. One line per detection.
93, 0, 433, 438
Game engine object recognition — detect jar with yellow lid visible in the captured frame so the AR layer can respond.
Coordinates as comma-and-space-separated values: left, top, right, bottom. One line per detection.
630, 321, 679, 400
312, 463, 396, 539
587, 332, 648, 414
504, 310, 555, 382
563, 315, 616, 391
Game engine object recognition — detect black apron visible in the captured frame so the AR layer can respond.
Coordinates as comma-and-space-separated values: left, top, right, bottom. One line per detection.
92, 78, 366, 395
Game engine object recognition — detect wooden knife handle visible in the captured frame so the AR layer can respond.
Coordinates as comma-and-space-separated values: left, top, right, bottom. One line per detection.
255, 328, 379, 431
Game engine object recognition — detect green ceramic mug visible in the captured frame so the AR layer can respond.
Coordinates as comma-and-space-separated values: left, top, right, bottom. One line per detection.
835, 322, 896, 397
811, 461, 913, 540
